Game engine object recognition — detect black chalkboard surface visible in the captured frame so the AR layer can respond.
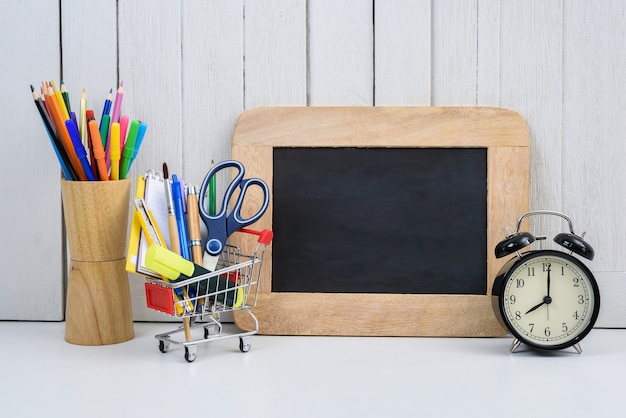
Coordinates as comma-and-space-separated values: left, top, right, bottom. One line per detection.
230, 106, 530, 337
273, 147, 487, 294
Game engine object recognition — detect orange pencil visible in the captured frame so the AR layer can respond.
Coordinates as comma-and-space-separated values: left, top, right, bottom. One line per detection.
44, 84, 87, 181
87, 119, 109, 181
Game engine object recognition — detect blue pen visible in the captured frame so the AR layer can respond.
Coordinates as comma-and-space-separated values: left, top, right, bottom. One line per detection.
171, 174, 190, 260
65, 119, 96, 181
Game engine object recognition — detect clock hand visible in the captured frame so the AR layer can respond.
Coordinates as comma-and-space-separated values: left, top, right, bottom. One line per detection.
546, 264, 551, 298
525, 300, 545, 314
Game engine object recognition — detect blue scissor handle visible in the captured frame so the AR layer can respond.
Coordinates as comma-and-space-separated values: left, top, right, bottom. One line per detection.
199, 160, 269, 257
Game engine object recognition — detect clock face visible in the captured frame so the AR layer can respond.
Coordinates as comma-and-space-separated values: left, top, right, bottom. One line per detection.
498, 250, 600, 350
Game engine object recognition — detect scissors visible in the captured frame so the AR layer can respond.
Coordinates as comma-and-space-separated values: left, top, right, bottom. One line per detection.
199, 160, 270, 270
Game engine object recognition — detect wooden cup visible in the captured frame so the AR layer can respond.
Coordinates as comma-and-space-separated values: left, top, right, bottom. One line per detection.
61, 179, 134, 345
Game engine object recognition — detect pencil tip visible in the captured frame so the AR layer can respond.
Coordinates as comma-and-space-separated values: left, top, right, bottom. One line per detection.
163, 162, 169, 179
30, 84, 34, 92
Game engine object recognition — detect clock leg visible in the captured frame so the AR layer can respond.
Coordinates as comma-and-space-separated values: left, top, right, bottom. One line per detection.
509, 338, 522, 353
573, 343, 582, 354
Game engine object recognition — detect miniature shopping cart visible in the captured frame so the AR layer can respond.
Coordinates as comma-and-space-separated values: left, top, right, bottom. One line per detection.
144, 228, 273, 362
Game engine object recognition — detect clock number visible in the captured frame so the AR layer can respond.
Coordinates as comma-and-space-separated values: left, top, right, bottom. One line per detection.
515, 311, 522, 320
573, 311, 580, 320
561, 266, 565, 276
527, 267, 535, 277
529, 323, 535, 333
516, 279, 525, 288
542, 262, 551, 271
562, 323, 568, 332
509, 295, 516, 304
544, 327, 551, 337
578, 295, 585, 304
572, 277, 580, 287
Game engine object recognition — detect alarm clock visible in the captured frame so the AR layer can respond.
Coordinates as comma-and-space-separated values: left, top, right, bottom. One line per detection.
492, 210, 600, 353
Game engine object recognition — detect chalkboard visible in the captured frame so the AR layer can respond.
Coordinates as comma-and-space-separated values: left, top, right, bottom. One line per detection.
230, 107, 530, 337
273, 147, 487, 294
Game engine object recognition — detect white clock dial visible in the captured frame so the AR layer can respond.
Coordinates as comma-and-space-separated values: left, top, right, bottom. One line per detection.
497, 250, 600, 350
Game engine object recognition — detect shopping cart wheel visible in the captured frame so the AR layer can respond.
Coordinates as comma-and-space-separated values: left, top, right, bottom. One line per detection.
185, 345, 197, 362
158, 340, 170, 353
239, 337, 251, 353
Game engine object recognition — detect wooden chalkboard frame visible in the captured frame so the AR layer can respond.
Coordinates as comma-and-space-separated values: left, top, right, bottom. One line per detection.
231, 107, 530, 337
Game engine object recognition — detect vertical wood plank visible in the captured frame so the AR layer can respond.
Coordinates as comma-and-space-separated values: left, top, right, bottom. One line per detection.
244, 0, 307, 108
182, 0, 244, 184
432, 0, 478, 105
476, 0, 500, 105
563, 0, 626, 272
118, 0, 183, 320
374, 0, 431, 105
61, 0, 118, 116
0, 1, 63, 319
308, 0, 373, 105
500, 1, 564, 237
118, 0, 183, 177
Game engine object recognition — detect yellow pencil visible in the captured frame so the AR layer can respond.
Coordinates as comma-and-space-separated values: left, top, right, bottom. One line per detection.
51, 80, 70, 121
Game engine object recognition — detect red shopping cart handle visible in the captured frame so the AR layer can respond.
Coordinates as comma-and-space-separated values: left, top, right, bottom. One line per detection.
238, 228, 273, 245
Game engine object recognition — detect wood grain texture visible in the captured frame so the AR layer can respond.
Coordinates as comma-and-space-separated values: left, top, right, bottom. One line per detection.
374, 0, 431, 105
0, 1, 64, 320
562, 0, 626, 273
432, 0, 478, 105
5, 1, 626, 328
244, 0, 307, 108
232, 106, 530, 336
308, 0, 373, 105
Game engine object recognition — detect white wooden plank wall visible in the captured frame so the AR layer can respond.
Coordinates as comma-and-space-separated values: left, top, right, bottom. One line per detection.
2, 1, 624, 327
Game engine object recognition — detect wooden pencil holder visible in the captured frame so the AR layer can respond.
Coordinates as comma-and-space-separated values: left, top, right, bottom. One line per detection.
61, 179, 134, 345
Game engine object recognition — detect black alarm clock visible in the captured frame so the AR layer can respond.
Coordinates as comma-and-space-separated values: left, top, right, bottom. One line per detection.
492, 210, 600, 353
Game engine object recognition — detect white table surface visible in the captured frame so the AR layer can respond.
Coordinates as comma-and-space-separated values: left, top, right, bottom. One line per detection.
0, 321, 623, 418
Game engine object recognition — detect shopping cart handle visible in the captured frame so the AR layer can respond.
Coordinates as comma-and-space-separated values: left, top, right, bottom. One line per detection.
239, 228, 273, 245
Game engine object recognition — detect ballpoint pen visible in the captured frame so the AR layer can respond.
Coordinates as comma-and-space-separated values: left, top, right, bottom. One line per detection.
171, 174, 190, 260
186, 186, 203, 264
163, 163, 192, 340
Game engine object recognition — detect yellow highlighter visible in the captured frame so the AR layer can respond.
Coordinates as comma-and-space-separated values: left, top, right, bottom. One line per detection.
110, 122, 121, 180
146, 245, 242, 308
133, 198, 190, 315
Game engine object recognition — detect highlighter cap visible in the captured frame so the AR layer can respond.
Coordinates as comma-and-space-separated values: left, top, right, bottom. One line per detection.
145, 244, 195, 280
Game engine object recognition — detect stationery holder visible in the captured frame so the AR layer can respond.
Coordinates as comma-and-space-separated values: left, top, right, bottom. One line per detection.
61, 179, 134, 345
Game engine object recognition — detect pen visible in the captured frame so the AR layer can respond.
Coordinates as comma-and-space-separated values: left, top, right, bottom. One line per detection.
171, 174, 190, 260
87, 118, 109, 181
99, 114, 110, 147
163, 163, 193, 338
119, 120, 139, 179
119, 115, 129, 152
109, 122, 121, 180
186, 186, 203, 264
129, 122, 147, 168
163, 163, 181, 256
65, 119, 96, 181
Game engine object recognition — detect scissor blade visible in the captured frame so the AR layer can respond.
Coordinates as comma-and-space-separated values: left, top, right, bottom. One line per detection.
202, 251, 219, 272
